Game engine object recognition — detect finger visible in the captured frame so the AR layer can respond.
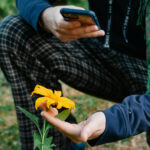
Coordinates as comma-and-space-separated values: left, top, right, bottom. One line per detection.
57, 36, 78, 42
80, 121, 95, 142
56, 25, 98, 36
41, 111, 79, 136
61, 37, 78, 42
55, 125, 83, 143
65, 121, 87, 143
48, 107, 58, 117
61, 38, 78, 42
55, 32, 78, 42
42, 111, 87, 143
39, 101, 47, 111
68, 136, 83, 143
58, 123, 85, 143
56, 30, 104, 42
79, 30, 105, 38
70, 25, 99, 35
81, 112, 106, 141
57, 29, 105, 40
57, 19, 81, 29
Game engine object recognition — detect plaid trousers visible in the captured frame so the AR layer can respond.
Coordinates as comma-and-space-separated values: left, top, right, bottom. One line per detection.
0, 15, 147, 150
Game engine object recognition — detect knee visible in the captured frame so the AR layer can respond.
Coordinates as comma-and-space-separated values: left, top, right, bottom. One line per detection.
0, 15, 25, 36
0, 15, 35, 52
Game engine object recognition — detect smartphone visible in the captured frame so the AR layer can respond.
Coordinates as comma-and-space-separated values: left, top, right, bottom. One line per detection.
60, 8, 101, 30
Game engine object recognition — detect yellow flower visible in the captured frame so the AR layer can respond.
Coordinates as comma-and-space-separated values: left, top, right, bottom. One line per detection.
31, 85, 75, 110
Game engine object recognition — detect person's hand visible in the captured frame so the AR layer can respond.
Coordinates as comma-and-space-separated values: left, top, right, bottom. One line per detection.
40, 5, 105, 42
41, 107, 106, 143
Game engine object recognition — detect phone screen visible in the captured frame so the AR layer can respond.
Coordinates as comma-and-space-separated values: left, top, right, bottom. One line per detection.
63, 13, 95, 26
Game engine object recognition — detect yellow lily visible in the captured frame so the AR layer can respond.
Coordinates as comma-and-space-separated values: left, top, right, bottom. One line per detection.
31, 85, 75, 110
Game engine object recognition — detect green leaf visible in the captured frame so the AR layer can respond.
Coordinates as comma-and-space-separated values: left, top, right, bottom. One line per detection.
44, 137, 53, 145
45, 122, 53, 138
56, 109, 70, 121
33, 132, 42, 150
46, 122, 53, 129
17, 106, 40, 131
43, 137, 55, 150
50, 144, 56, 148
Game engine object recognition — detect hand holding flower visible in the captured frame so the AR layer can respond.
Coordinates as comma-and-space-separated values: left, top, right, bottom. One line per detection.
41, 107, 106, 144
17, 84, 76, 150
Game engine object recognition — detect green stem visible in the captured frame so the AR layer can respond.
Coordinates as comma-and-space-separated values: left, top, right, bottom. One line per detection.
37, 126, 42, 137
41, 119, 46, 150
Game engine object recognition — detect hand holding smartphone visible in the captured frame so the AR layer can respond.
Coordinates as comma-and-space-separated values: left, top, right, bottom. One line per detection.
60, 8, 101, 30
41, 6, 104, 42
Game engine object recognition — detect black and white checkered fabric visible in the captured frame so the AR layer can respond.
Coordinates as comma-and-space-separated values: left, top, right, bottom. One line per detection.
0, 15, 147, 150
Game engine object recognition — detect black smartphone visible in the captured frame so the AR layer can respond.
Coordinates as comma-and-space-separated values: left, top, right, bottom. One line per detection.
60, 8, 101, 30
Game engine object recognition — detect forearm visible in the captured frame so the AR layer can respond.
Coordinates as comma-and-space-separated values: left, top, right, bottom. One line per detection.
88, 93, 150, 146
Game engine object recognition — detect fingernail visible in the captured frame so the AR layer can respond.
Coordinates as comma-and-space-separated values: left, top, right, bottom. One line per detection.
94, 26, 98, 30
101, 30, 105, 35
97, 30, 105, 36
41, 111, 44, 116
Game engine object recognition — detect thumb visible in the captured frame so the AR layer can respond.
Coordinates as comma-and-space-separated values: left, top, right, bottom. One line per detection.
80, 112, 106, 142
80, 121, 94, 142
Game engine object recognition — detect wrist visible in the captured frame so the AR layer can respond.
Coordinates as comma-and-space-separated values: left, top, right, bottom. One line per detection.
38, 7, 53, 31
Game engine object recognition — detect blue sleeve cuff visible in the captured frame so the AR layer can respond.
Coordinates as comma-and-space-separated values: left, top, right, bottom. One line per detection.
88, 104, 128, 146
88, 93, 150, 146
30, 3, 51, 31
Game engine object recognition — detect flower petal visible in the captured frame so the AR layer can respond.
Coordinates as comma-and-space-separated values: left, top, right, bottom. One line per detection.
56, 103, 63, 109
58, 97, 75, 109
31, 85, 53, 97
32, 85, 75, 111
35, 97, 50, 110
47, 98, 56, 109
54, 90, 62, 97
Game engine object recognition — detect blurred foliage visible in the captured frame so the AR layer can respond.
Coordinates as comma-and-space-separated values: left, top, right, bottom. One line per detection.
0, 70, 9, 87
67, 0, 88, 9
0, 0, 17, 20
0, 71, 20, 150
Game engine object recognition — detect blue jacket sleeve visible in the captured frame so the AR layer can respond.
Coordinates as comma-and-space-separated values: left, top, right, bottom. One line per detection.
16, 0, 53, 31
88, 93, 150, 146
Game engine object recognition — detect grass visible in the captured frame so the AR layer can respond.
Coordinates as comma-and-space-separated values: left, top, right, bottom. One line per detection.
0, 70, 20, 150
0, 69, 149, 150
